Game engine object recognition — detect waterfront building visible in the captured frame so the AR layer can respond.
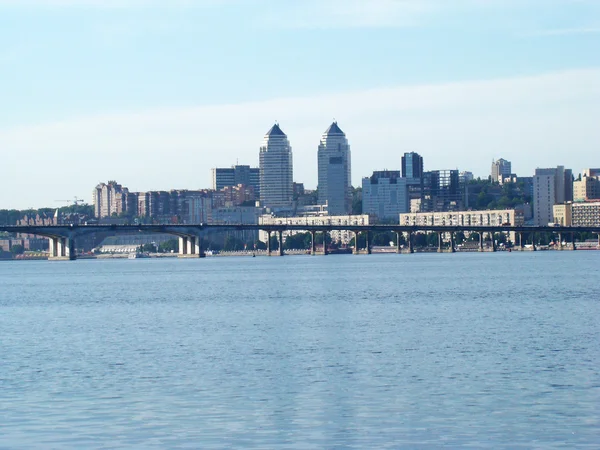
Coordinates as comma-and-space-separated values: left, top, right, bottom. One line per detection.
259, 124, 293, 209
258, 214, 369, 245
362, 171, 408, 221
491, 158, 512, 183
317, 122, 352, 215
574, 172, 600, 202
93, 181, 126, 218
401, 152, 424, 179
400, 208, 524, 242
533, 166, 573, 225
211, 165, 260, 198
553, 201, 600, 227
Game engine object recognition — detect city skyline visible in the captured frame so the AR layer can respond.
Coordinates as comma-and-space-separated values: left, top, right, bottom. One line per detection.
0, 0, 599, 209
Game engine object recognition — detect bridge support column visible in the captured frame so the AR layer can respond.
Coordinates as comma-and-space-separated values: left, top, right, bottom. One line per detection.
178, 236, 201, 258
479, 233, 484, 252
571, 232, 576, 250
557, 233, 563, 250
323, 231, 328, 255
597, 233, 600, 249
366, 231, 371, 254
450, 232, 456, 253
491, 233, 497, 252
48, 236, 76, 261
407, 232, 414, 254
396, 232, 402, 254
353, 232, 360, 254
266, 231, 272, 256
178, 237, 187, 256
277, 231, 284, 256
532, 233, 537, 251
311, 231, 316, 255
519, 233, 524, 251
194, 237, 206, 258
437, 232, 443, 253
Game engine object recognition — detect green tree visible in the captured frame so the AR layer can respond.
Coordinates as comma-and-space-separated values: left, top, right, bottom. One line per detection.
10, 244, 25, 255
159, 239, 178, 253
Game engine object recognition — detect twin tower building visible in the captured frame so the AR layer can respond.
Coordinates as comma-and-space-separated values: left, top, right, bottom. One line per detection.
259, 122, 352, 215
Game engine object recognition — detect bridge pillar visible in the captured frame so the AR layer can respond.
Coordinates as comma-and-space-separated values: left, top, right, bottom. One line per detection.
558, 233, 563, 250
532, 233, 537, 251
437, 232, 443, 253
310, 231, 316, 255
194, 236, 206, 258
266, 231, 272, 256
407, 232, 414, 254
366, 231, 371, 254
519, 232, 524, 250
178, 236, 201, 258
178, 237, 187, 256
571, 232, 576, 251
352, 232, 360, 254
48, 236, 76, 261
479, 233, 484, 252
597, 233, 600, 249
277, 231, 284, 256
396, 232, 402, 254
323, 231, 328, 255
450, 232, 456, 253
491, 233, 497, 252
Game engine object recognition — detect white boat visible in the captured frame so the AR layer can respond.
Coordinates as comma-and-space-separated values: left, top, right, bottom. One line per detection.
128, 252, 150, 259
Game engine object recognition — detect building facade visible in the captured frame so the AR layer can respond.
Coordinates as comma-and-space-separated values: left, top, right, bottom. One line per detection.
317, 122, 352, 215
533, 166, 573, 225
491, 158, 512, 183
258, 214, 369, 245
211, 165, 260, 198
574, 174, 600, 202
553, 201, 600, 227
421, 170, 464, 212
362, 171, 409, 221
259, 124, 293, 209
401, 152, 424, 179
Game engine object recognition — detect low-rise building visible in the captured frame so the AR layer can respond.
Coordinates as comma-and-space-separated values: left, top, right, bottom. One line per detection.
400, 208, 524, 242
553, 201, 600, 227
258, 214, 369, 245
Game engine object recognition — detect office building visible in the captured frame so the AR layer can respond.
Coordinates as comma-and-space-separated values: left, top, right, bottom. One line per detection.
317, 122, 352, 215
491, 158, 512, 183
362, 170, 409, 221
421, 170, 464, 212
553, 202, 600, 227
401, 152, 424, 179
533, 166, 573, 225
211, 165, 260, 198
259, 123, 293, 209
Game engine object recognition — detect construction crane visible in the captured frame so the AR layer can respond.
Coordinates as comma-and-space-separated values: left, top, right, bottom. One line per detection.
54, 197, 86, 206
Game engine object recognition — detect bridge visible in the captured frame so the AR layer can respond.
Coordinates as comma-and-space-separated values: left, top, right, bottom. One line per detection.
2, 223, 599, 260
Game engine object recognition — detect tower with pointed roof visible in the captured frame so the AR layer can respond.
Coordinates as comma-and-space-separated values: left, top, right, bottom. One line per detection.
317, 121, 352, 215
259, 123, 293, 209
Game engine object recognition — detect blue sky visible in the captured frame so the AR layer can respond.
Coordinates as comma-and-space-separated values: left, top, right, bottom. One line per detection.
1, 0, 599, 209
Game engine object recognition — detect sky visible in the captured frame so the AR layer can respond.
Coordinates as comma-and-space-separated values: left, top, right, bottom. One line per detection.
0, 0, 599, 209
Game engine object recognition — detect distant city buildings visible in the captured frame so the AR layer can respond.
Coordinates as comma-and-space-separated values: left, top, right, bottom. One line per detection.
553, 202, 600, 227
574, 169, 600, 202
491, 158, 512, 183
362, 170, 409, 221
317, 122, 352, 215
401, 152, 424, 179
259, 123, 294, 209
421, 169, 464, 212
533, 166, 573, 225
211, 165, 260, 198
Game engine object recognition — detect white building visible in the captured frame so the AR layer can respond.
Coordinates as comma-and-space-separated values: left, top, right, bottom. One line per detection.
362, 171, 408, 221
400, 209, 524, 242
259, 124, 293, 209
317, 122, 352, 215
553, 201, 600, 227
259, 214, 369, 245
533, 166, 573, 226
491, 159, 512, 183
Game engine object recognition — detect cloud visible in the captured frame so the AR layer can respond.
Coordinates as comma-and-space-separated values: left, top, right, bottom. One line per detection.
1, 68, 599, 209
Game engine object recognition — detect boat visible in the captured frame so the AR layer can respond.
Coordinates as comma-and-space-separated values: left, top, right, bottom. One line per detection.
128, 252, 150, 259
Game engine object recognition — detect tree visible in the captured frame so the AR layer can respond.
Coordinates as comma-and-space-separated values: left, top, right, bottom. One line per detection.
159, 239, 178, 253
351, 187, 363, 215
10, 244, 25, 255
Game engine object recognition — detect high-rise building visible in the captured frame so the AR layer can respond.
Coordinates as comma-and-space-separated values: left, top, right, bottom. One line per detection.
421, 170, 463, 212
533, 166, 573, 225
259, 124, 293, 209
574, 170, 600, 202
401, 152, 424, 179
211, 165, 260, 198
317, 122, 352, 215
362, 170, 408, 221
491, 158, 512, 183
